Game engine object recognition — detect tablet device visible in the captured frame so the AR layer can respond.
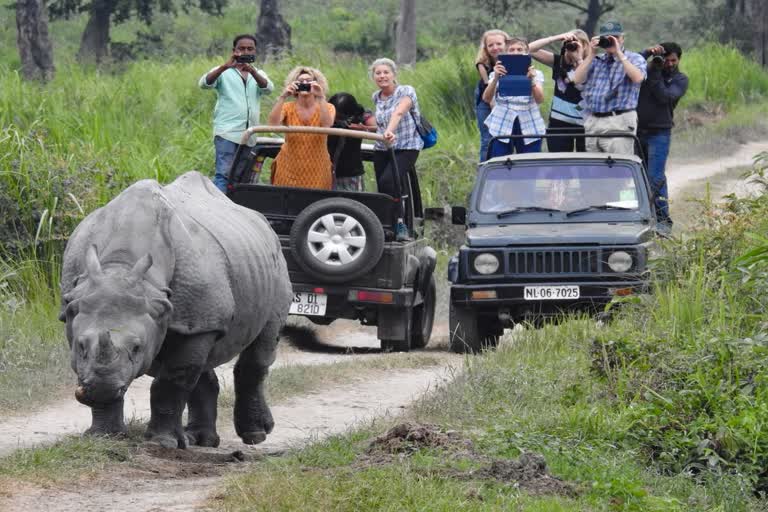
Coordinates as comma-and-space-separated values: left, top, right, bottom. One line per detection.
498, 76, 531, 97
498, 54, 531, 75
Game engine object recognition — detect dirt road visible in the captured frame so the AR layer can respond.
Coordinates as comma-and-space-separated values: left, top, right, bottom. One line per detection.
0, 141, 766, 511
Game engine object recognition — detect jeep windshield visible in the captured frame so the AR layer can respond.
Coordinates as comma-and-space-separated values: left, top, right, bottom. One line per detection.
477, 163, 641, 220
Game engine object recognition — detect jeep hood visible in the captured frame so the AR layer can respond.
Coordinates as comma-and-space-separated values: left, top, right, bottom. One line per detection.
466, 222, 653, 247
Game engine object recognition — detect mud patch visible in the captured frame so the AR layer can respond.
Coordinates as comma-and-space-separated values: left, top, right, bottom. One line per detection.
366, 422, 472, 455
123, 444, 254, 480
361, 423, 577, 498
471, 453, 578, 497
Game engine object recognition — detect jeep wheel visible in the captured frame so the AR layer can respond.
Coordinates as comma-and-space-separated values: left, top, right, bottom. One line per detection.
449, 303, 498, 354
290, 198, 385, 283
410, 275, 436, 349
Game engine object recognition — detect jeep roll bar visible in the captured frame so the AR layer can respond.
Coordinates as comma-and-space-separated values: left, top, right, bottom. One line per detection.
484, 132, 644, 162
229, 126, 407, 222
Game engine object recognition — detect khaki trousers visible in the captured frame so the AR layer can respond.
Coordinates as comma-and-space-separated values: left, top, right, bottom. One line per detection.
584, 111, 637, 155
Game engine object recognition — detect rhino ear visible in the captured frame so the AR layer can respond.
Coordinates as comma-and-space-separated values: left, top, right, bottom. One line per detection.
149, 297, 173, 319
85, 245, 102, 277
131, 254, 153, 279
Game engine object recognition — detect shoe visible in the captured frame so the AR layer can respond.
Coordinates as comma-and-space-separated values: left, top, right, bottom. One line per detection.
395, 221, 410, 242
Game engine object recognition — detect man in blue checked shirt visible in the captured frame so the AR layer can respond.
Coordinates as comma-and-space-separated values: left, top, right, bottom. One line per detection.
573, 21, 646, 155
199, 34, 274, 192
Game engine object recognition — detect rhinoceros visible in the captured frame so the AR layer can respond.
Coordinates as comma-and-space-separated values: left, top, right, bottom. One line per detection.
59, 171, 292, 448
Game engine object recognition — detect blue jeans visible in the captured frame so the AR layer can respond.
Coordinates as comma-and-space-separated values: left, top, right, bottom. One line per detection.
475, 98, 492, 161
489, 118, 542, 158
639, 130, 672, 224
213, 136, 238, 193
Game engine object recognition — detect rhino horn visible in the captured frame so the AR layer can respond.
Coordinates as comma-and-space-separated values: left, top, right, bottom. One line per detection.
85, 245, 103, 277
96, 331, 117, 364
130, 254, 153, 281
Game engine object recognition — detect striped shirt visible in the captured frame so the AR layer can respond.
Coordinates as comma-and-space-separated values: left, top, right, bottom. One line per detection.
580, 50, 647, 115
372, 85, 424, 152
484, 69, 546, 145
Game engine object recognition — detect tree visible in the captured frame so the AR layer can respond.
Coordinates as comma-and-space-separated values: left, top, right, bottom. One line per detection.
255, 0, 291, 59
690, 0, 767, 67
16, 0, 55, 81
474, 0, 615, 36
395, 0, 416, 66
48, 0, 226, 63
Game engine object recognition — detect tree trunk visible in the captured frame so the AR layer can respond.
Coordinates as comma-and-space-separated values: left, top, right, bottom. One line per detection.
578, 0, 603, 37
256, 0, 291, 59
15, 0, 55, 81
752, 0, 767, 67
395, 0, 417, 66
77, 0, 113, 64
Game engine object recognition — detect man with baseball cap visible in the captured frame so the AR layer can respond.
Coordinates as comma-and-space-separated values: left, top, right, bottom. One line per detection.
573, 20, 646, 154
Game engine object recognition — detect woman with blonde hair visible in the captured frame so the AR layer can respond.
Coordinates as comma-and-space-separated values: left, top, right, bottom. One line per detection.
528, 30, 591, 152
474, 29, 510, 161
369, 57, 425, 240
268, 66, 335, 189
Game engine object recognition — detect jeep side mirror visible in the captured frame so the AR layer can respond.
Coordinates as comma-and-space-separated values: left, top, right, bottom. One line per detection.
423, 207, 445, 221
451, 206, 466, 225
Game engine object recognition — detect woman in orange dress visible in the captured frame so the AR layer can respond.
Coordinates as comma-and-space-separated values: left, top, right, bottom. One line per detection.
267, 66, 335, 189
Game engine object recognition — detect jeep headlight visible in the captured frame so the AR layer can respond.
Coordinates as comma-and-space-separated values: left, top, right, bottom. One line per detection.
607, 251, 633, 272
474, 253, 500, 274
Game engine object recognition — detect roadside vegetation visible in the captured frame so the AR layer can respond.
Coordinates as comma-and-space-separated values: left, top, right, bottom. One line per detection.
213, 154, 768, 510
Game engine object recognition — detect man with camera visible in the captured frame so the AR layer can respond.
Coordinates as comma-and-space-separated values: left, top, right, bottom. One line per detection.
573, 20, 646, 155
199, 34, 274, 192
637, 42, 688, 232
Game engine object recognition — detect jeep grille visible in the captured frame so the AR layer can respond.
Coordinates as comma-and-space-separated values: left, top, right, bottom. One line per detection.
508, 249, 600, 275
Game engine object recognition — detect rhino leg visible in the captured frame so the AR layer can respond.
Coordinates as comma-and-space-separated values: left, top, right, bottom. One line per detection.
184, 369, 221, 447
145, 332, 217, 449
85, 398, 127, 436
234, 318, 281, 445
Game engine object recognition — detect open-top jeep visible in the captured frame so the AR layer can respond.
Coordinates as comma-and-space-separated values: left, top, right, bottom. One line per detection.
442, 134, 657, 353
225, 126, 437, 352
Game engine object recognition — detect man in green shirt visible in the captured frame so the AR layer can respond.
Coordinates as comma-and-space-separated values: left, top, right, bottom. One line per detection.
199, 34, 274, 192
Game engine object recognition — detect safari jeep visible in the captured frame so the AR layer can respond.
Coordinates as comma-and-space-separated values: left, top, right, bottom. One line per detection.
441, 134, 657, 353
226, 126, 437, 352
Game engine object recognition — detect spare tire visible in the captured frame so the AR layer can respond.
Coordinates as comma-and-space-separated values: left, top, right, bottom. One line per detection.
290, 198, 385, 283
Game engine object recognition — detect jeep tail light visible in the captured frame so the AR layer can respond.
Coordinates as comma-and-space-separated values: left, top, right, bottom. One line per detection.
609, 287, 634, 296
349, 290, 394, 303
471, 290, 497, 300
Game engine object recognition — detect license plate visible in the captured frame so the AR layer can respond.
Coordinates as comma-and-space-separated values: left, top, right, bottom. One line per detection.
289, 292, 328, 316
523, 286, 580, 300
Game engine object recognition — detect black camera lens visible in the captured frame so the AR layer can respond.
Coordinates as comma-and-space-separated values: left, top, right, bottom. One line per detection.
597, 36, 614, 49
651, 55, 664, 65
564, 41, 579, 52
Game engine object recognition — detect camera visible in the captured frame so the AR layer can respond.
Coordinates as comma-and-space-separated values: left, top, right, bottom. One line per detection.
597, 36, 614, 49
564, 41, 579, 52
650, 55, 664, 66
235, 54, 255, 64
296, 82, 312, 92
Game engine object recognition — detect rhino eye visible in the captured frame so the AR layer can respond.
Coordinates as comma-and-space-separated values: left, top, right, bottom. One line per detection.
78, 339, 88, 359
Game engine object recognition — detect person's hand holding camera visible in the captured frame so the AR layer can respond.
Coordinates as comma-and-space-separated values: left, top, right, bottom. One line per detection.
280, 82, 298, 99
310, 82, 325, 100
